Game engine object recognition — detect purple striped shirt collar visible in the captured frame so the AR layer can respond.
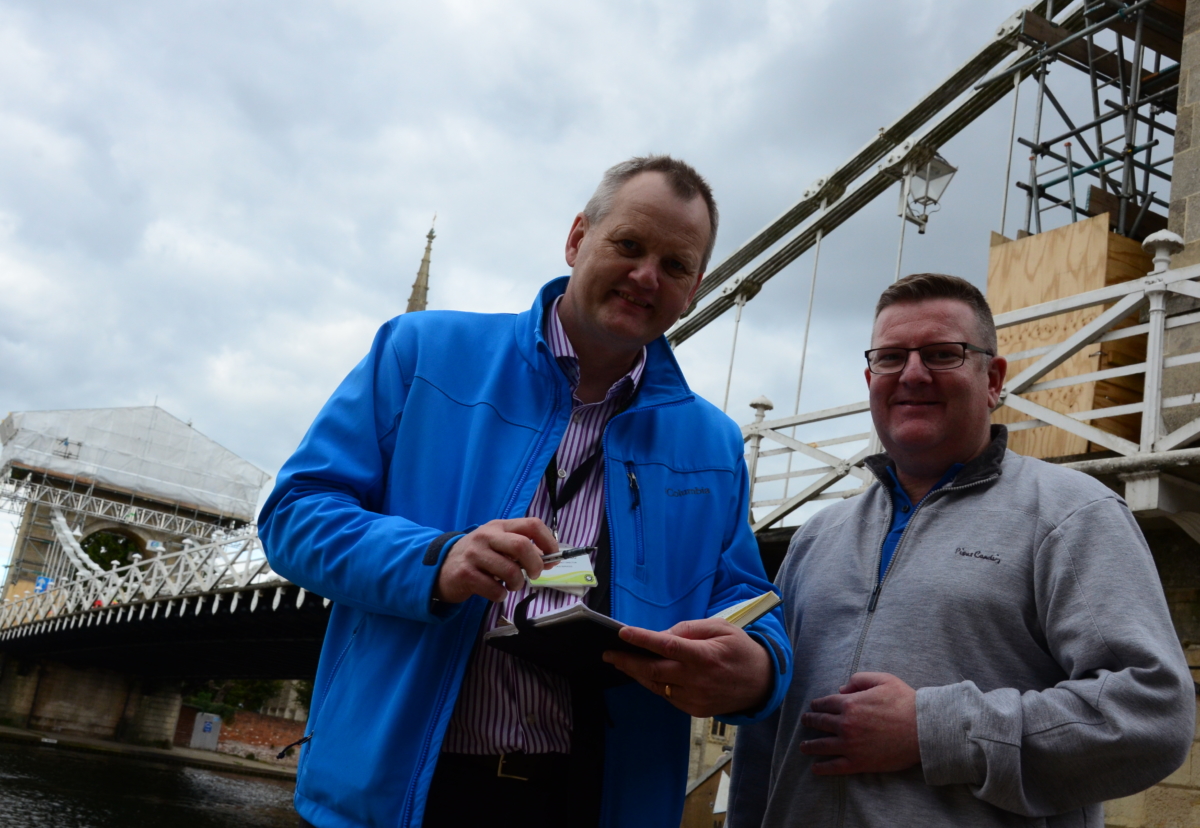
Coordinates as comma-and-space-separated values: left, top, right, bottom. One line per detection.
545, 296, 646, 401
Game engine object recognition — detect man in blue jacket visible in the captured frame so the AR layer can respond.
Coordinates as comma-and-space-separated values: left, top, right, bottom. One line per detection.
259, 155, 791, 828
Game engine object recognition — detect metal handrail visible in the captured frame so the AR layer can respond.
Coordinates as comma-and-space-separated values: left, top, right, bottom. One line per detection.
0, 528, 285, 636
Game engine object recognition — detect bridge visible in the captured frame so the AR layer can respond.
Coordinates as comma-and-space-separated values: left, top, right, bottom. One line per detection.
743, 230, 1200, 575
0, 527, 328, 679
0, 407, 325, 743
7, 0, 1193, 669
0, 408, 328, 681
0, 3, 1198, 815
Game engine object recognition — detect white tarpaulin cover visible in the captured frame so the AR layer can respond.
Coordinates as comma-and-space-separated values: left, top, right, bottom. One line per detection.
0, 407, 271, 521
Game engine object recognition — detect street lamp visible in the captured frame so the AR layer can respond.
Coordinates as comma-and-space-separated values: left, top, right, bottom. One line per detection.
910, 154, 957, 212
883, 142, 958, 281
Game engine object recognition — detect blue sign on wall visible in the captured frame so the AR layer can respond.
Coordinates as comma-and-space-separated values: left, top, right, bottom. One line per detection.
34, 577, 53, 594
203, 721, 213, 733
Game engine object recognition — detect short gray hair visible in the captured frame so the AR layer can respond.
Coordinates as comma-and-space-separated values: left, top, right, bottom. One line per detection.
875, 272, 998, 355
582, 155, 719, 271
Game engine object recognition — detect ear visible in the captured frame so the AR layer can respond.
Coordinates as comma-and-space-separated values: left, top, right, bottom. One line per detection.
864, 366, 874, 391
565, 213, 588, 268
986, 355, 1007, 409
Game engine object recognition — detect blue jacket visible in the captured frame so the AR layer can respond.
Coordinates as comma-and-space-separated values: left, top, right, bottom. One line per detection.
259, 277, 792, 828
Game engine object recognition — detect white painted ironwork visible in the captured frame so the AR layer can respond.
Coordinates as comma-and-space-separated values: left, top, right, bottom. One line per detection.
668, 1, 1072, 347
0, 472, 240, 539
0, 526, 290, 640
743, 231, 1200, 532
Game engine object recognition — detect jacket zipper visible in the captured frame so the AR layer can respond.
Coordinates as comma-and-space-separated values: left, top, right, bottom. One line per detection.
400, 394, 566, 828
837, 471, 998, 828
399, 385, 691, 826
277, 734, 312, 760
600, 398, 689, 628
849, 471, 1000, 671
498, 395, 564, 520
298, 618, 363, 776
624, 462, 645, 566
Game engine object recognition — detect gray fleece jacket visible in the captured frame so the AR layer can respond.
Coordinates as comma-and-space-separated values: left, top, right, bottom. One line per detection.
729, 427, 1194, 828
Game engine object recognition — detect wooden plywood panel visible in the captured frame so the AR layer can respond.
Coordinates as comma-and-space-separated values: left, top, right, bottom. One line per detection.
988, 216, 1112, 458
993, 324, 1099, 458
988, 214, 1111, 314
988, 218, 1151, 458
1084, 187, 1168, 241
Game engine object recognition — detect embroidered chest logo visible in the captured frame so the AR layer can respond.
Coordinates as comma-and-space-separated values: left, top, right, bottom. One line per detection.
955, 547, 1001, 565
666, 487, 710, 497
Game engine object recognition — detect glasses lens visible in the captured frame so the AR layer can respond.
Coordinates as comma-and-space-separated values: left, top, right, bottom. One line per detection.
920, 343, 966, 370
868, 349, 907, 373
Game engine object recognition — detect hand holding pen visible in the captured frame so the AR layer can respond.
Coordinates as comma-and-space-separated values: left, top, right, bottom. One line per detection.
540, 545, 597, 566
433, 517, 557, 604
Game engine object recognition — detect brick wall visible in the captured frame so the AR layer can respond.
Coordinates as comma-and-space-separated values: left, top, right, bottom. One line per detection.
174, 705, 199, 747
217, 708, 306, 753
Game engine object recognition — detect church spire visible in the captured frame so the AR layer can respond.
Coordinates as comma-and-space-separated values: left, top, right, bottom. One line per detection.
406, 215, 436, 313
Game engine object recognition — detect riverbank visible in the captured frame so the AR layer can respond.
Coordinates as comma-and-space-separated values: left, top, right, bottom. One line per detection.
0, 723, 296, 781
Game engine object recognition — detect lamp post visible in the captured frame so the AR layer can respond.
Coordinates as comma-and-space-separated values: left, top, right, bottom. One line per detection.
889, 148, 957, 282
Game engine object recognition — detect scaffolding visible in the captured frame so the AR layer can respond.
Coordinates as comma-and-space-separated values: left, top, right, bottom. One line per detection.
0, 407, 270, 521
648, 1, 1193, 533
668, 1, 1182, 349
0, 407, 272, 598
1003, 0, 1179, 239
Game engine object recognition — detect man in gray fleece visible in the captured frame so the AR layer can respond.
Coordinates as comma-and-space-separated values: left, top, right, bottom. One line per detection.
729, 272, 1194, 827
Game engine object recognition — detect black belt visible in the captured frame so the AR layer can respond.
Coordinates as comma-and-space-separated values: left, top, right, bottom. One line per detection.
437, 751, 569, 782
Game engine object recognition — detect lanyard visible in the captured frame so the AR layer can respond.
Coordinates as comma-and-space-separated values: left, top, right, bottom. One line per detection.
541, 373, 640, 541
543, 449, 601, 540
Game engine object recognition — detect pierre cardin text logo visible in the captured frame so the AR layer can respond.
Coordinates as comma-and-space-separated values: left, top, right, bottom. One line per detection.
955, 547, 1001, 565
666, 487, 710, 497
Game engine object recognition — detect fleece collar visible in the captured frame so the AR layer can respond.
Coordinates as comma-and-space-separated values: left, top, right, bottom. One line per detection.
863, 424, 1008, 490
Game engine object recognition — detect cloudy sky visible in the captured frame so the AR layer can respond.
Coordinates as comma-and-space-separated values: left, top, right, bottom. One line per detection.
0, 0, 1084, 551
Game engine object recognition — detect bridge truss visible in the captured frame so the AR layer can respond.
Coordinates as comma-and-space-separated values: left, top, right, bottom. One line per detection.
0, 473, 242, 541
743, 233, 1200, 535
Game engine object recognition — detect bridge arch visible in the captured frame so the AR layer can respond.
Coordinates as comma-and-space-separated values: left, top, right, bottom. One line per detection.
79, 525, 145, 570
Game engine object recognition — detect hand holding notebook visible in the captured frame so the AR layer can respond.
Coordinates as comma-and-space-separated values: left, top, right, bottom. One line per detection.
605, 610, 778, 717
484, 589, 781, 694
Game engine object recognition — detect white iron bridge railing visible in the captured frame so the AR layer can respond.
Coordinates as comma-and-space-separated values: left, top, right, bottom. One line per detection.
0, 527, 297, 638
743, 231, 1200, 533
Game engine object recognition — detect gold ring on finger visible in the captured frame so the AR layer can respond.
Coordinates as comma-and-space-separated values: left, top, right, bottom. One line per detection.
664, 684, 672, 698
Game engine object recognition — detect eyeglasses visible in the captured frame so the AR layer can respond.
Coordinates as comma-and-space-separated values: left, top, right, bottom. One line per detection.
864, 342, 993, 375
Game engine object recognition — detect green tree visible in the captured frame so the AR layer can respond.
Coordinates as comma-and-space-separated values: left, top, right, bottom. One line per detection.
181, 679, 284, 724
294, 680, 313, 713
221, 679, 283, 711
79, 531, 141, 569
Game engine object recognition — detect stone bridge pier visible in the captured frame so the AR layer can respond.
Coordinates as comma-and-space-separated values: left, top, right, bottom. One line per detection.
0, 654, 182, 747
0, 579, 330, 750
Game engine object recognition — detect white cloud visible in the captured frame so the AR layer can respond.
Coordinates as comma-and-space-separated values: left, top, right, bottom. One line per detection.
0, 0, 1052, 491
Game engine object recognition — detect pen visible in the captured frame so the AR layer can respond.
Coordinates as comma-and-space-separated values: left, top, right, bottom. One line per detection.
540, 545, 597, 565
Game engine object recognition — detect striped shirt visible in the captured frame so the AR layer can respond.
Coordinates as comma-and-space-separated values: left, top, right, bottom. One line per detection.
441, 296, 646, 755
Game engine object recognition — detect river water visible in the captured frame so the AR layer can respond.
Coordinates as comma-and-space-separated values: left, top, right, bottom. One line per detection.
0, 741, 298, 827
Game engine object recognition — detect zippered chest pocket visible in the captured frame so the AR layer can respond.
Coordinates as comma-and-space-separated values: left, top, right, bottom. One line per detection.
623, 462, 646, 569
611, 461, 735, 606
